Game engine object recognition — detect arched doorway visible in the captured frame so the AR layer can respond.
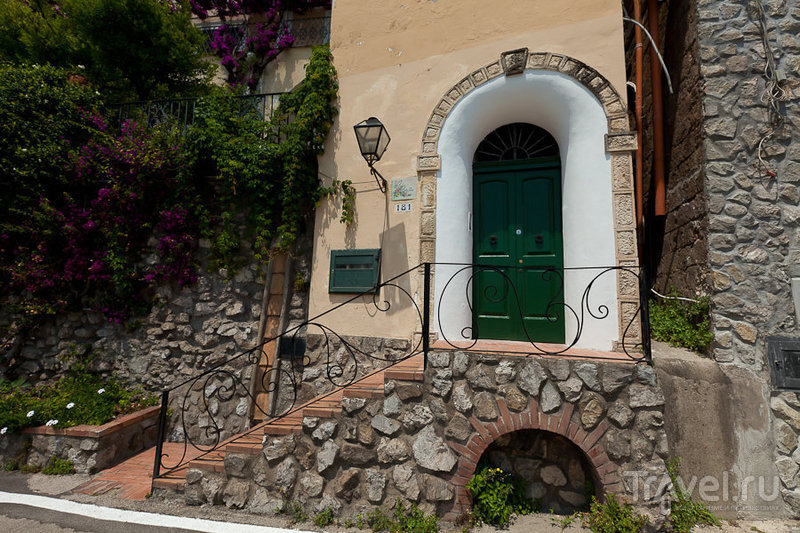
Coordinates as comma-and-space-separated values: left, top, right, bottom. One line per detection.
472, 123, 564, 343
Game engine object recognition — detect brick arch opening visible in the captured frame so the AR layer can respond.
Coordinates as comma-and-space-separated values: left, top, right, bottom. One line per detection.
479, 429, 598, 513
446, 397, 623, 517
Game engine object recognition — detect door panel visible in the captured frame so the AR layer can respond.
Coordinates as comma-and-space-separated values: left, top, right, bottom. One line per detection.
473, 160, 564, 343
474, 178, 512, 260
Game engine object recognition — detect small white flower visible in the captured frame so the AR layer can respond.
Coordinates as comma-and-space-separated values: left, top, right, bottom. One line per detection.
45, 419, 59, 427
26, 410, 35, 418
97, 388, 105, 394
1, 427, 7, 435
66, 402, 75, 409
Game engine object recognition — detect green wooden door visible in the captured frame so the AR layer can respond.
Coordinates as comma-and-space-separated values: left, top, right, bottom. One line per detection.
473, 158, 564, 342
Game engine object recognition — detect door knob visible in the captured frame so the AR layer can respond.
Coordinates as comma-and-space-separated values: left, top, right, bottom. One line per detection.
534, 234, 544, 245
489, 235, 498, 245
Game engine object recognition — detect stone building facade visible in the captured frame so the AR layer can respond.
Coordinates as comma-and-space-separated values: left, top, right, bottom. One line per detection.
640, 0, 800, 518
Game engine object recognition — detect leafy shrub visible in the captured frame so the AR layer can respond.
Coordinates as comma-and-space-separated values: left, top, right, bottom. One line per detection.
279, 500, 308, 524
649, 293, 713, 352
360, 500, 439, 533
582, 494, 649, 533
42, 457, 76, 475
666, 458, 721, 532
0, 0, 212, 101
0, 359, 158, 435
1, 46, 340, 348
313, 507, 335, 527
465, 466, 536, 527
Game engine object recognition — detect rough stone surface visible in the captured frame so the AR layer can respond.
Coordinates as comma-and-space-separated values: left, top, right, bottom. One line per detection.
473, 392, 498, 420
177, 349, 669, 518
312, 421, 338, 442
452, 383, 473, 413
420, 474, 454, 501
371, 415, 401, 436
518, 360, 547, 395
540, 381, 562, 413
365, 469, 386, 503
317, 440, 339, 473
540, 465, 567, 487
401, 405, 434, 432
376, 438, 410, 464
299, 472, 324, 498
393, 463, 420, 500
412, 425, 457, 472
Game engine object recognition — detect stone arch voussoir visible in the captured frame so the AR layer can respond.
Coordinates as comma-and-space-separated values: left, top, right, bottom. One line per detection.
447, 396, 624, 516
416, 48, 641, 346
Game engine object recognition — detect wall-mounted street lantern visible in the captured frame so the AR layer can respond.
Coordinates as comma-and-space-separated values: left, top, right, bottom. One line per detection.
353, 117, 390, 193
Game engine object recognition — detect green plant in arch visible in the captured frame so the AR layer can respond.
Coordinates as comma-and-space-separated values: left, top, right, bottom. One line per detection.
465, 465, 536, 527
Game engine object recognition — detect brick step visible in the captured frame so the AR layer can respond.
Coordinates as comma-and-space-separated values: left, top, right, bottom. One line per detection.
152, 476, 185, 492
384, 368, 424, 381
157, 353, 426, 495
225, 434, 263, 455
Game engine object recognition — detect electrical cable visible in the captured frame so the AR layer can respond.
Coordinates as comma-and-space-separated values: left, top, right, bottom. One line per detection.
650, 288, 701, 304
749, 0, 789, 180
622, 16, 674, 94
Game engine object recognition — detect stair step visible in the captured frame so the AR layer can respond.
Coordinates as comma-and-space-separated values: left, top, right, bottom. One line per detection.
152, 477, 185, 491
262, 423, 302, 435
303, 406, 340, 418
343, 387, 384, 399
155, 354, 428, 495
189, 458, 225, 473
226, 441, 262, 455
384, 369, 424, 380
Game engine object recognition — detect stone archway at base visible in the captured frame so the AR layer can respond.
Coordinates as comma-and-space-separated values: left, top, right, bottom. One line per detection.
445, 396, 622, 518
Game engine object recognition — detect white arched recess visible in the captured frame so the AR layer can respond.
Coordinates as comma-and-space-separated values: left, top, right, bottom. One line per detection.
434, 70, 619, 351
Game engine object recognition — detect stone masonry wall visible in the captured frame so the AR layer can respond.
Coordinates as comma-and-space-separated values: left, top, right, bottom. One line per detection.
181, 352, 669, 525
655, 0, 709, 295
0, 406, 159, 474
695, 0, 800, 517
2, 243, 265, 444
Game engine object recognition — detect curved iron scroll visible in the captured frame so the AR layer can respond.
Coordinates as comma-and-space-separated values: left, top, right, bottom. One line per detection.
155, 266, 424, 479
436, 263, 649, 362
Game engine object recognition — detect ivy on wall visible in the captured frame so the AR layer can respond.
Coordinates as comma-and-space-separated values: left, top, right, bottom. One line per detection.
0, 46, 340, 363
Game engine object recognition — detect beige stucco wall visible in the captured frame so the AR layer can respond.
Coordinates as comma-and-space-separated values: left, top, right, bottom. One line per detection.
308, 0, 628, 339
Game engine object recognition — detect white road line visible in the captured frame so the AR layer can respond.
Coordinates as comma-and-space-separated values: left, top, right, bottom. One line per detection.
0, 491, 316, 533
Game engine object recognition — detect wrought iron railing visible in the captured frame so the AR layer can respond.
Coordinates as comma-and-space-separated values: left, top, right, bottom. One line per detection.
285, 16, 331, 46
112, 93, 284, 133
150, 262, 650, 484
198, 21, 248, 53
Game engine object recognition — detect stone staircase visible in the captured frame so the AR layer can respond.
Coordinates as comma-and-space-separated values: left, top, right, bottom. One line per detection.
152, 353, 424, 493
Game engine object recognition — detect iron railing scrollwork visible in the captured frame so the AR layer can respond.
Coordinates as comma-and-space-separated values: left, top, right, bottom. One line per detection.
152, 264, 425, 481
151, 262, 650, 483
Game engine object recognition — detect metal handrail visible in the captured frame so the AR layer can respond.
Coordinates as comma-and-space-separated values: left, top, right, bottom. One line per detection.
111, 93, 285, 133
150, 262, 651, 482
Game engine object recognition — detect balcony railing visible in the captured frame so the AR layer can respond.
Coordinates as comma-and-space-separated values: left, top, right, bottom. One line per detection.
285, 16, 331, 47
111, 93, 284, 132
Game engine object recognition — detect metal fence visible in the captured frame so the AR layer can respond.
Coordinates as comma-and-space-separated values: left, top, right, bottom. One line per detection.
150, 262, 651, 484
111, 93, 284, 133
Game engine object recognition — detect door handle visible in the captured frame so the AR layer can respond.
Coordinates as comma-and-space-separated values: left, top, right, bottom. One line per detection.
534, 234, 544, 245
489, 235, 498, 246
